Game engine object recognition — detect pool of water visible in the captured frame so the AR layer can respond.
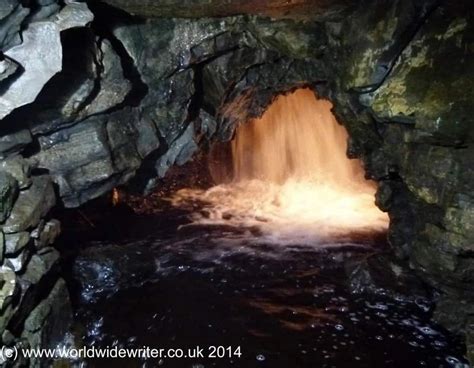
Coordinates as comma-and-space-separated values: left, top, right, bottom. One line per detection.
58, 199, 469, 368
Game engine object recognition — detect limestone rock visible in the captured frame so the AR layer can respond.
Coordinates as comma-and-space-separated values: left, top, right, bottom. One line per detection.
82, 39, 132, 116
467, 320, 474, 367
105, 108, 142, 174
22, 278, 72, 367
0, 4, 29, 51
0, 56, 18, 82
0, 266, 17, 313
32, 219, 61, 249
134, 115, 160, 159
5, 231, 30, 256
0, 171, 18, 223
371, 7, 474, 145
1, 3, 94, 120
155, 122, 198, 178
0, 231, 3, 264
0, 0, 18, 21
33, 116, 114, 207
2, 176, 56, 233
334, 0, 437, 91
28, 2, 61, 23
21, 248, 60, 287
4, 248, 29, 273
51, 1, 93, 32
0, 154, 32, 189
2, 22, 63, 120
0, 129, 32, 158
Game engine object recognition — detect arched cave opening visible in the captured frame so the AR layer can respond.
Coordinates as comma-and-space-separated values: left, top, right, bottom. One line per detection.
0, 1, 472, 367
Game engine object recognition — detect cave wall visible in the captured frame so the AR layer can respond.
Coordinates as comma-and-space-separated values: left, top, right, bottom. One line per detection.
0, 0, 473, 364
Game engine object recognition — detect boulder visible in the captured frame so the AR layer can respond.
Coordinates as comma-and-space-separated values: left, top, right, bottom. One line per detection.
0, 4, 29, 51
1, 3, 93, 120
2, 22, 64, 120
0, 56, 18, 82
0, 0, 18, 21
0, 171, 18, 223
0, 130, 32, 158
31, 219, 61, 249
0, 154, 32, 189
22, 278, 72, 368
4, 231, 30, 256
0, 266, 17, 314
82, 39, 132, 116
2, 176, 56, 233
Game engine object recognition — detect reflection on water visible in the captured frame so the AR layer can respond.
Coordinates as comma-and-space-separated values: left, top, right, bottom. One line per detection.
70, 225, 468, 368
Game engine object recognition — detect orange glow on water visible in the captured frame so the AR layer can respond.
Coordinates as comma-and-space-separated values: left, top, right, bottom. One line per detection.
172, 88, 388, 243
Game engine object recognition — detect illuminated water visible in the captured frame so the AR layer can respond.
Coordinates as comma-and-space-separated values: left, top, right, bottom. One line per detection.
63, 208, 468, 368
172, 88, 388, 244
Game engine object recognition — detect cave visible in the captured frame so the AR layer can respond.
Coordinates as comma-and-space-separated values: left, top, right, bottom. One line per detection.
0, 0, 473, 367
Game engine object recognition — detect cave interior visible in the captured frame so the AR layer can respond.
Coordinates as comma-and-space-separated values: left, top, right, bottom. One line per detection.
0, 0, 473, 366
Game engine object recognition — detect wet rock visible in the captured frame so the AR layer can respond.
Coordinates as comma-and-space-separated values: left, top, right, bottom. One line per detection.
4, 247, 30, 273
0, 154, 32, 189
155, 122, 198, 178
51, 1, 93, 32
370, 6, 474, 145
134, 115, 160, 159
333, 0, 437, 91
345, 253, 431, 302
0, 231, 3, 264
1, 3, 93, 120
105, 108, 142, 177
31, 219, 61, 249
0, 171, 18, 223
0, 0, 18, 21
2, 176, 56, 233
434, 295, 474, 334
22, 278, 72, 367
28, 2, 61, 23
0, 55, 18, 82
32, 108, 145, 207
0, 129, 32, 158
20, 248, 60, 287
1, 22, 63, 120
198, 109, 217, 140
24, 29, 100, 135
0, 3, 29, 51
1, 329, 14, 345
0, 266, 17, 315
83, 39, 132, 116
467, 321, 474, 366
33, 116, 113, 207
21, 29, 131, 137
4, 231, 30, 256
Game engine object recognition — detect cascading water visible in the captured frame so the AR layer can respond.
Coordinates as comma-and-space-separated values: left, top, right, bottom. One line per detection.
171, 88, 388, 244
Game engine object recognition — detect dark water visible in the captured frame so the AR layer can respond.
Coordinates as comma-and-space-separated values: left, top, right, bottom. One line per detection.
58, 199, 469, 368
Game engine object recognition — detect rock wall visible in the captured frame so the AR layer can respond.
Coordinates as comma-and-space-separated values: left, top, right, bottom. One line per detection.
0, 0, 473, 365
